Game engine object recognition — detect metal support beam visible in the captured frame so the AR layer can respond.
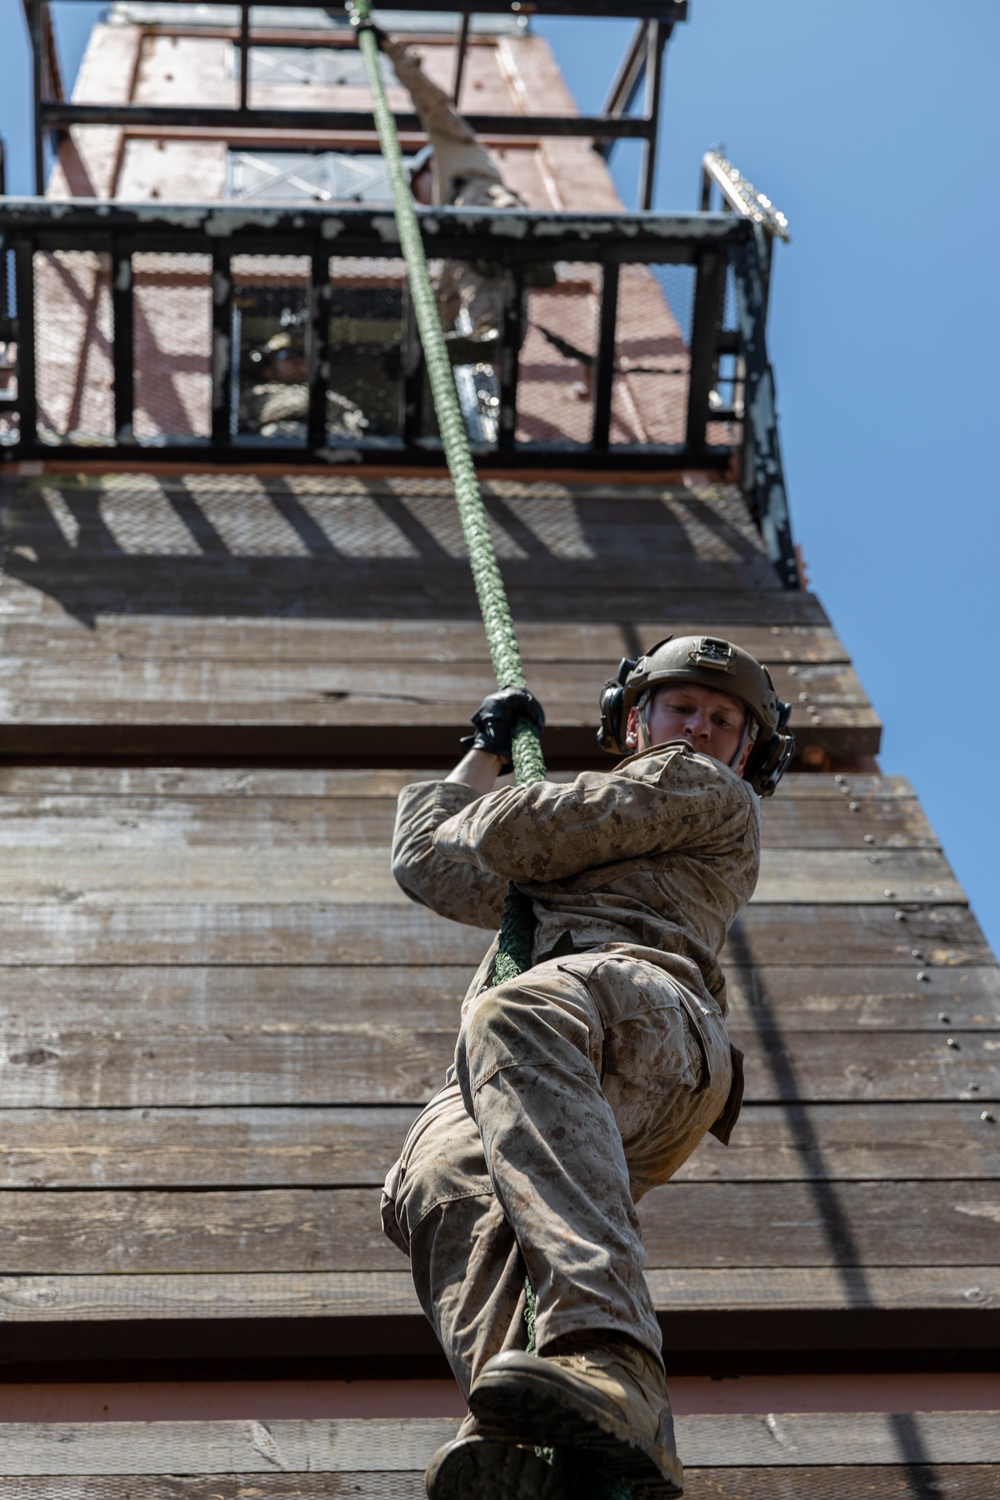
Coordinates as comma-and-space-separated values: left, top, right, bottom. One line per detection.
0, 144, 7, 329
37, 0, 688, 15
111, 251, 134, 443
452, 11, 471, 107
13, 240, 37, 445
400, 280, 424, 444
685, 246, 726, 454
306, 251, 331, 450
29, 0, 46, 196
39, 102, 655, 141
238, 2, 251, 112
496, 265, 523, 452
599, 20, 648, 141
733, 223, 797, 589
638, 19, 669, 210
591, 261, 619, 452
211, 253, 232, 447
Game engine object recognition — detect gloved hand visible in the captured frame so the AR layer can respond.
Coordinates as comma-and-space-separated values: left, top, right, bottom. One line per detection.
460, 685, 546, 771
347, 9, 388, 48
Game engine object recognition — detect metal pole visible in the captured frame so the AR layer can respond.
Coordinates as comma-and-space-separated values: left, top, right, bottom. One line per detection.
211, 253, 233, 446
14, 240, 38, 445
30, 0, 47, 195
0, 143, 8, 325
238, 2, 250, 113
733, 225, 797, 589
496, 264, 523, 451
111, 249, 135, 443
597, 20, 647, 161
685, 247, 725, 454
452, 11, 471, 106
306, 250, 331, 450
590, 261, 618, 451
638, 19, 667, 211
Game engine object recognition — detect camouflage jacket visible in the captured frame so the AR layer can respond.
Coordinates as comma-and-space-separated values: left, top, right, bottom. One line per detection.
391, 741, 760, 1015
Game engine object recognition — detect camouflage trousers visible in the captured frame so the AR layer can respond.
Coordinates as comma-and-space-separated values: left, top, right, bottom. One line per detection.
380, 951, 733, 1399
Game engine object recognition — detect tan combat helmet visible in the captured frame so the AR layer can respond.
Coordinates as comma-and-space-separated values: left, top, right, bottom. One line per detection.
597, 635, 795, 797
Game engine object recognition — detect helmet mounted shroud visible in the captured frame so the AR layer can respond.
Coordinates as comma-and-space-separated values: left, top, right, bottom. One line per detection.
597, 635, 795, 798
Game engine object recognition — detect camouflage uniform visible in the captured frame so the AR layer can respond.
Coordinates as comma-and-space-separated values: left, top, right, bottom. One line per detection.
381, 741, 759, 1400
383, 37, 524, 333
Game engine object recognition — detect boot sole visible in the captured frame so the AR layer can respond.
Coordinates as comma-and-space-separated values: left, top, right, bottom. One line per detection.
426, 1435, 566, 1500
469, 1367, 684, 1498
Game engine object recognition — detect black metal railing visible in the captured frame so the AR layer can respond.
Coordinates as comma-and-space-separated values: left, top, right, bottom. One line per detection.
26, 0, 685, 205
0, 199, 796, 586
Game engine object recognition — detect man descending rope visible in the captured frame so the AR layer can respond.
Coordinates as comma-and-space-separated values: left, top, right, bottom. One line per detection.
382, 638, 794, 1500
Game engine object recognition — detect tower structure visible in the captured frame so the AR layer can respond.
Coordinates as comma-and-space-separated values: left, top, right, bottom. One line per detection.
0, 3, 997, 1493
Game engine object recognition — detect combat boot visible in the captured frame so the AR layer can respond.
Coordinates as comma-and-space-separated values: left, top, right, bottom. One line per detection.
425, 1430, 566, 1500
468, 1339, 684, 1497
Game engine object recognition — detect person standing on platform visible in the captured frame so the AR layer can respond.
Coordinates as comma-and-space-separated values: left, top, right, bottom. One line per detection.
360, 22, 551, 348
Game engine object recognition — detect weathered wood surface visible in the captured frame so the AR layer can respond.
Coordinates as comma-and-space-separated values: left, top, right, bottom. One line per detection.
0, 846, 962, 905
0, 478, 880, 758
0, 1413, 995, 1474
1, 1024, 996, 1108
0, 780, 938, 849
1, 961, 996, 1033
2, 1473, 997, 1500
1, 1103, 996, 1188
1, 1181, 999, 1274
3, 1266, 997, 1324
0, 767, 918, 799
0, 616, 852, 664
3, 1472, 996, 1500
0, 765, 995, 1361
0, 900, 986, 966
0, 665, 877, 766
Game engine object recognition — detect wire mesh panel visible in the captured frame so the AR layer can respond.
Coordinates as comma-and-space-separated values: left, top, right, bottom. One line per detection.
133, 253, 212, 442
0, 247, 16, 447
232, 254, 311, 443
328, 255, 406, 444
515, 264, 601, 447
229, 149, 414, 205
706, 260, 744, 448
241, 43, 397, 88
33, 251, 114, 444
611, 262, 693, 447
231, 254, 406, 446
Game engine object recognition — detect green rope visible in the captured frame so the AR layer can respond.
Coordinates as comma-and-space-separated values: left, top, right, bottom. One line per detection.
349, 12, 628, 1495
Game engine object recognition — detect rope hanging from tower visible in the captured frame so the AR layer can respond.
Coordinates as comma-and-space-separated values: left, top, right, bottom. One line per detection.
346, 8, 630, 1496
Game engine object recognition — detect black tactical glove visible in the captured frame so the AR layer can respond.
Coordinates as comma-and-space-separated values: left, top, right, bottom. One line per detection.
347, 9, 388, 47
460, 685, 546, 771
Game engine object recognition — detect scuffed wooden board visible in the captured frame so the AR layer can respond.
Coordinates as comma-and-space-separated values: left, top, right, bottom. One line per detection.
0, 902, 987, 966
0, 784, 938, 848
0, 1413, 995, 1473
0, 961, 995, 1032
0, 1180, 999, 1274
2, 1266, 997, 1325
0, 1024, 996, 1108
1, 1102, 996, 1189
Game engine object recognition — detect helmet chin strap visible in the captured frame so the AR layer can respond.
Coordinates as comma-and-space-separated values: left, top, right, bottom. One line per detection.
729, 715, 758, 772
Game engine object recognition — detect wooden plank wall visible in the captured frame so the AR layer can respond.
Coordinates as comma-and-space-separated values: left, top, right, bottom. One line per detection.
0, 1413, 998, 1498
0, 476, 875, 764
0, 473, 996, 1379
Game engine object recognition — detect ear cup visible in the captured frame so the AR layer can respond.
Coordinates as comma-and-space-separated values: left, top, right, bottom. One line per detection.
597, 657, 637, 754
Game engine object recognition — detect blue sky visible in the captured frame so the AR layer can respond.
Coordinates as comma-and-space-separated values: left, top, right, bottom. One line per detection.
3, 2, 1000, 953
538, 3, 1000, 953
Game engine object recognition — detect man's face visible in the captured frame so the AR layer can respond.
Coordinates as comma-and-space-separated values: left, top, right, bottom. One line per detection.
625, 680, 752, 772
